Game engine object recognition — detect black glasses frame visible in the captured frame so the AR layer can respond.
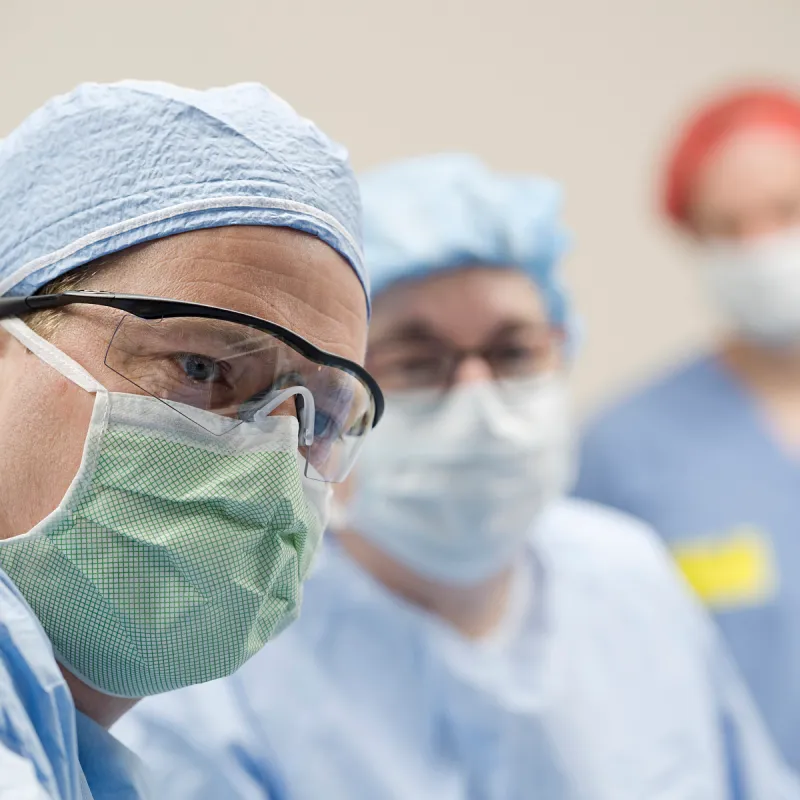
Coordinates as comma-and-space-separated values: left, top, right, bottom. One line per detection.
0, 290, 385, 425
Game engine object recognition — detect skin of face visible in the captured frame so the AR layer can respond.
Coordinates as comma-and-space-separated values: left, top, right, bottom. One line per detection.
687, 126, 800, 242
0, 225, 368, 721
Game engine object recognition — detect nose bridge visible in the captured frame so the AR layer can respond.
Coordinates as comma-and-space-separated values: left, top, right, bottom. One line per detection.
270, 398, 299, 417
451, 353, 494, 387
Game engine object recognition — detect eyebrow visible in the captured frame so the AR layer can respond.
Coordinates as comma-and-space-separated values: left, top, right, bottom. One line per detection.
371, 321, 442, 348
159, 317, 259, 343
370, 318, 549, 350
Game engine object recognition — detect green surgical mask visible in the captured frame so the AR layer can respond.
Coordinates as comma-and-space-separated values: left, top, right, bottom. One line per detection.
0, 318, 331, 698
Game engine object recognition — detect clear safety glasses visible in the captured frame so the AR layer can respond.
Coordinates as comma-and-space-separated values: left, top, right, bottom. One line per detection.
0, 291, 385, 483
366, 324, 561, 394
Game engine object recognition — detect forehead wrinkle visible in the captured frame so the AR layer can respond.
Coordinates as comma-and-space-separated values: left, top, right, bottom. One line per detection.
161, 318, 265, 347
163, 278, 363, 363
84, 228, 368, 363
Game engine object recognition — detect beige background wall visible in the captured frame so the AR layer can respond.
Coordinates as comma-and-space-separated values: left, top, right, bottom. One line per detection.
4, 0, 800, 413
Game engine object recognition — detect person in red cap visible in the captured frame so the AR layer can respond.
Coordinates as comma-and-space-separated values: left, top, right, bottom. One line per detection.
576, 86, 800, 770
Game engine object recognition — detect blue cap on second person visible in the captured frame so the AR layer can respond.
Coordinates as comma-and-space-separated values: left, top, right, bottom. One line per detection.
360, 153, 571, 330
0, 80, 368, 307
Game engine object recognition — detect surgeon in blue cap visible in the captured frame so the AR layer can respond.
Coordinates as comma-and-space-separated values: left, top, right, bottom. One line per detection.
0, 81, 382, 798
117, 154, 797, 799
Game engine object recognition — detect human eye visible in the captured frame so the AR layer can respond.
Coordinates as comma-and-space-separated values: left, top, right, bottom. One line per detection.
382, 354, 446, 389
489, 339, 551, 378
313, 408, 341, 441
173, 353, 228, 384
496, 344, 536, 361
493, 343, 536, 365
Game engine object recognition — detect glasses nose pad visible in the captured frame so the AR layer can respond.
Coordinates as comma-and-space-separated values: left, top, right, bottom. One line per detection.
252, 386, 317, 448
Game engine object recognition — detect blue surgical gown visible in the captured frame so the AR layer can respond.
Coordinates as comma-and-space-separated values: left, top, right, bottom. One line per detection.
0, 565, 151, 799
575, 355, 800, 771
116, 499, 798, 799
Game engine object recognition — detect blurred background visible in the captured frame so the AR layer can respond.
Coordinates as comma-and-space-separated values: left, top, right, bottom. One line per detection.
4, 0, 800, 412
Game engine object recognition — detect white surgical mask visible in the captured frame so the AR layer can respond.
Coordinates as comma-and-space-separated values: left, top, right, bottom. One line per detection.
338, 375, 573, 585
700, 226, 800, 345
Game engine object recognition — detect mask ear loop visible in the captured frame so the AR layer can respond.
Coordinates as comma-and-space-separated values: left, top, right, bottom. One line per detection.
252, 386, 317, 448
0, 317, 104, 393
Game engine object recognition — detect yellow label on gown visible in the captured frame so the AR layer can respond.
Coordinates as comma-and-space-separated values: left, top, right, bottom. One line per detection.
673, 528, 778, 608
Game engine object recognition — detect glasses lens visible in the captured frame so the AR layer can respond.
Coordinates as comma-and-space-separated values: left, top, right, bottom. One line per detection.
366, 346, 454, 393
367, 325, 560, 394
105, 315, 376, 482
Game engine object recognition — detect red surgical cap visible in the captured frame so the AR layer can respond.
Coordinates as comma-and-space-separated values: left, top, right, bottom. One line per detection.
663, 87, 800, 225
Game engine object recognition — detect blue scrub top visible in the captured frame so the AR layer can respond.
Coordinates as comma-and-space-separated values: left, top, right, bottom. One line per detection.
117, 499, 798, 799
576, 354, 800, 771
0, 565, 150, 799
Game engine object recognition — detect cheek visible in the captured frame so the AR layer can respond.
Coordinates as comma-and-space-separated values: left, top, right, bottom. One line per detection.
0, 357, 94, 538
334, 474, 357, 506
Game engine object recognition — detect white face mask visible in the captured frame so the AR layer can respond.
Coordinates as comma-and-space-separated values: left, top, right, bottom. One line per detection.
338, 375, 573, 585
700, 226, 800, 345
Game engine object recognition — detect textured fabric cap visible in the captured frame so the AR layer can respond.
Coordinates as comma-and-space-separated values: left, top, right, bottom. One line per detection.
0, 80, 368, 306
663, 87, 800, 225
360, 153, 571, 331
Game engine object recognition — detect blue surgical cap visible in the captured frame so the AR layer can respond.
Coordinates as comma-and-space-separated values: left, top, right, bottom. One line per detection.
0, 81, 368, 307
360, 153, 571, 330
